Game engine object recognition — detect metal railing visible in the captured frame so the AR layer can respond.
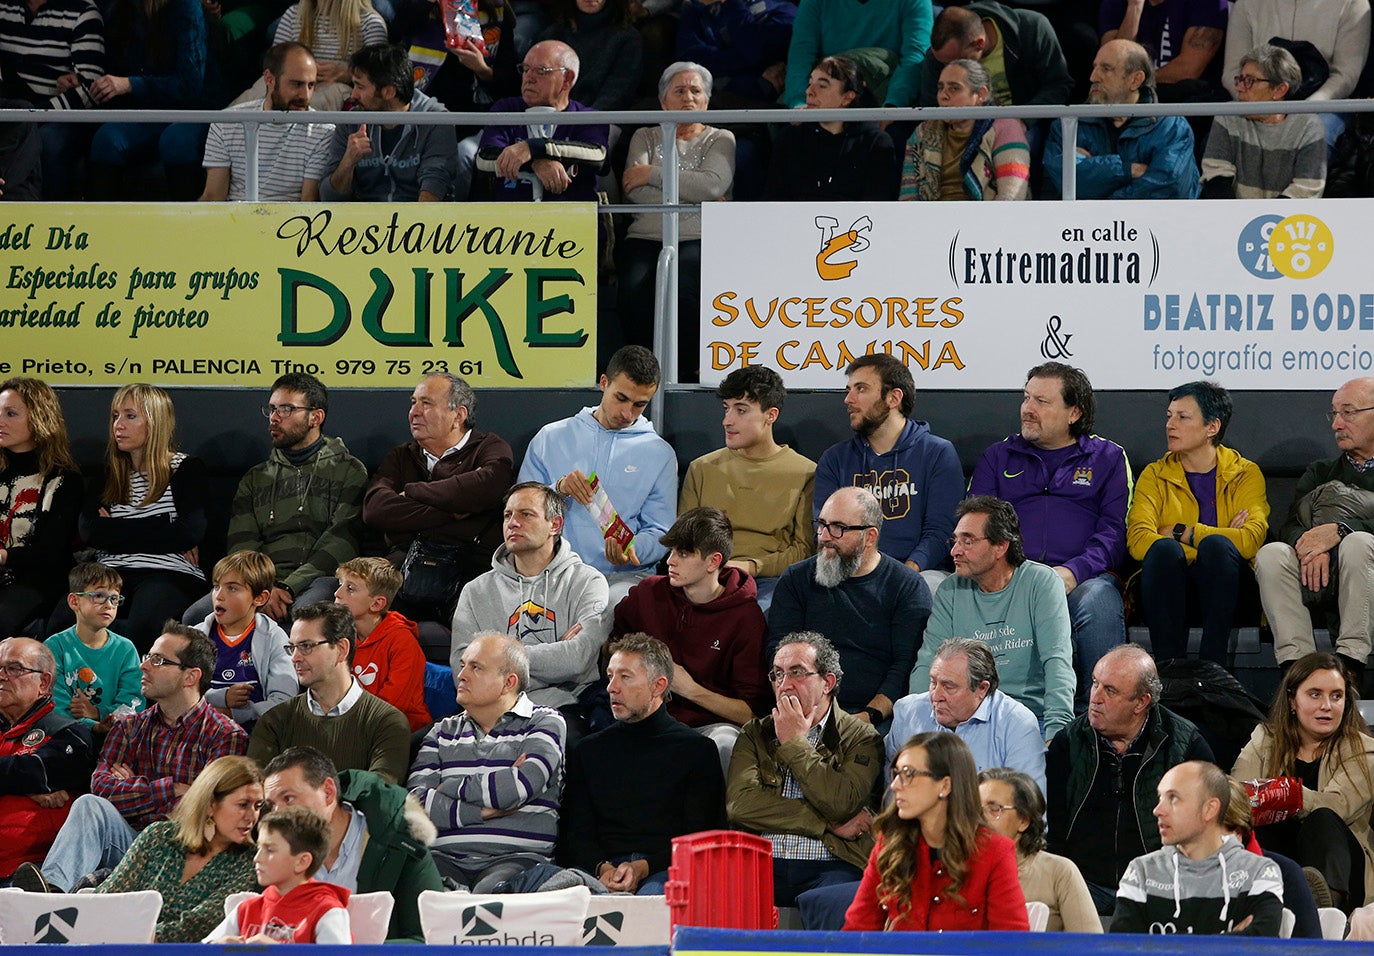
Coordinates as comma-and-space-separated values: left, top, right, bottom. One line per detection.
4, 97, 1369, 412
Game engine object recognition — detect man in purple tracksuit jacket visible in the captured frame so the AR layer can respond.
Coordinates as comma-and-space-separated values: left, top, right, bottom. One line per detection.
968, 362, 1132, 706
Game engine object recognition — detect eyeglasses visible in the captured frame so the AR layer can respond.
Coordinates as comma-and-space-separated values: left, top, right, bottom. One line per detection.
1233, 74, 1272, 91
766, 666, 819, 684
76, 591, 125, 606
982, 802, 1016, 820
947, 534, 989, 549
1327, 405, 1374, 423
891, 766, 942, 785
284, 639, 335, 656
0, 662, 46, 678
260, 404, 316, 419
814, 520, 876, 539
518, 64, 568, 76
142, 653, 190, 669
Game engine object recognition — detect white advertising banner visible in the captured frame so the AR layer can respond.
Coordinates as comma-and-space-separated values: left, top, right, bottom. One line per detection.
699, 200, 1374, 389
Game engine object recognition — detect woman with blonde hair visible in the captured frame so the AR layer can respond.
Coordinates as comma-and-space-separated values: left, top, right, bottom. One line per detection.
244, 0, 387, 109
96, 755, 264, 941
1233, 651, 1374, 911
844, 733, 1028, 931
0, 378, 82, 638
52, 384, 208, 651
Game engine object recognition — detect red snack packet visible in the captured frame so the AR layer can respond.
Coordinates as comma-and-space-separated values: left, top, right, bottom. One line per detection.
1243, 776, 1303, 827
440, 0, 488, 56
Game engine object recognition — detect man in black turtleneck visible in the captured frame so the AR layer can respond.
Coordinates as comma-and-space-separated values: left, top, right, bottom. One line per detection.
183, 372, 368, 626
557, 633, 724, 894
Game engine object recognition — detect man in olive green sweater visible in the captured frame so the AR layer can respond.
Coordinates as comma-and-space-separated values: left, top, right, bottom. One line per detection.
249, 603, 411, 785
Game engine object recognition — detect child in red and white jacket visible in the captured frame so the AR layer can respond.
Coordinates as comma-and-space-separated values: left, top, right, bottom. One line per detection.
205, 806, 352, 944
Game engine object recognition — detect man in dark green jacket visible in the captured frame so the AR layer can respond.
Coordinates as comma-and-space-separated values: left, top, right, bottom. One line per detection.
1046, 644, 1213, 914
917, 1, 1073, 106
1256, 376, 1374, 679
183, 372, 368, 625
264, 746, 443, 941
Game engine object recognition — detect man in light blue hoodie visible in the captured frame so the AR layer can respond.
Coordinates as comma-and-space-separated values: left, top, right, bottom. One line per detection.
519, 345, 677, 603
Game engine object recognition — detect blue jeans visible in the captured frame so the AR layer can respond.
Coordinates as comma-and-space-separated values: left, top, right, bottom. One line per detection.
1068, 572, 1125, 708
40, 794, 137, 891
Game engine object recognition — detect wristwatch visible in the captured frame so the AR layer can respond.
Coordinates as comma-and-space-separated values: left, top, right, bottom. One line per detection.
1172, 523, 1187, 542
1337, 521, 1352, 539
863, 706, 884, 724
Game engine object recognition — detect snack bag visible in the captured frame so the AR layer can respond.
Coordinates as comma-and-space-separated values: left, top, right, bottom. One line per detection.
440, 0, 488, 56
584, 471, 635, 558
1242, 776, 1303, 827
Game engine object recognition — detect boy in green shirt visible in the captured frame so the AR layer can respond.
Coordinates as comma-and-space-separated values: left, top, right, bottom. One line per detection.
45, 563, 143, 732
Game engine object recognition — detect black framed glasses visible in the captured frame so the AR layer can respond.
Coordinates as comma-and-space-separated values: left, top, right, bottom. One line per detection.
141, 653, 190, 669
260, 404, 316, 419
76, 591, 125, 606
0, 662, 46, 678
283, 639, 335, 656
891, 766, 942, 785
814, 520, 876, 538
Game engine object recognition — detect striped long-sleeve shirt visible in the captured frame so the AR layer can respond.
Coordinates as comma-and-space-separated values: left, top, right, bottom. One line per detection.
407, 694, 565, 867
0, 0, 104, 109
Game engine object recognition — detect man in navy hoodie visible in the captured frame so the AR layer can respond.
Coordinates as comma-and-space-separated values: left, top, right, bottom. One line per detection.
969, 361, 1130, 707
814, 354, 964, 597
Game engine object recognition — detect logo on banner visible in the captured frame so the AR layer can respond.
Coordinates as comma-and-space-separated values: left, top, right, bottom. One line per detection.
814, 216, 872, 280
460, 902, 503, 936
1237, 213, 1334, 280
33, 908, 79, 943
583, 911, 625, 945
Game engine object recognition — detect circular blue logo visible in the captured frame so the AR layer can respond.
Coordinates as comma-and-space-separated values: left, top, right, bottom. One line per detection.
1237, 215, 1283, 280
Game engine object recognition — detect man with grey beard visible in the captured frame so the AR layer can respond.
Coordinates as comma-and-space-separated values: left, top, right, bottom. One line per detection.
767, 488, 931, 728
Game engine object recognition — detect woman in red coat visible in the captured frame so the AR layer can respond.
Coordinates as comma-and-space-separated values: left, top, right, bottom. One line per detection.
843, 732, 1029, 932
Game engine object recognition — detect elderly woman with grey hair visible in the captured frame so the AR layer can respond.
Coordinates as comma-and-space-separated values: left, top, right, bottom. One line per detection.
1201, 44, 1327, 198
978, 768, 1102, 933
618, 61, 735, 378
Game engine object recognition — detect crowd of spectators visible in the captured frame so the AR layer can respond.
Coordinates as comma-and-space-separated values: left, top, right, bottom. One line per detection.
3, 352, 1374, 937
2, 0, 1373, 205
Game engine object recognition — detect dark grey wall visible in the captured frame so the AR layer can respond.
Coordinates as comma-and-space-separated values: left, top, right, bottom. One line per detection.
57, 383, 1335, 518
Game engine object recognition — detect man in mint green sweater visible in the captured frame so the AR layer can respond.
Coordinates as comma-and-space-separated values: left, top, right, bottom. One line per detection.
909, 495, 1075, 741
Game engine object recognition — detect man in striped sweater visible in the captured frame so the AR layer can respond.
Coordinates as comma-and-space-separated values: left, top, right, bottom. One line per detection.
0, 0, 103, 198
406, 633, 566, 889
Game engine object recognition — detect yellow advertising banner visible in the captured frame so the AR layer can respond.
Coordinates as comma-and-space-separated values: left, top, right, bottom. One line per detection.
1, 202, 598, 387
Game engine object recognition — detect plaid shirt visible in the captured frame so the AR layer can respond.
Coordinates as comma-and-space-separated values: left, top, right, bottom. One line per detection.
92, 697, 248, 830
762, 720, 836, 862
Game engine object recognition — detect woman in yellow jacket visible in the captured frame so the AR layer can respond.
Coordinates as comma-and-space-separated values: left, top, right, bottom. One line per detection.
1127, 381, 1269, 664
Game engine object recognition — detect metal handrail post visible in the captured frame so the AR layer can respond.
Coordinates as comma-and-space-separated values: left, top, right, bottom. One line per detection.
1060, 117, 1077, 201
245, 123, 259, 201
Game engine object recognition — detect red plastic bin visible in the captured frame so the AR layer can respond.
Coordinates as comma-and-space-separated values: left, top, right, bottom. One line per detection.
665, 829, 778, 930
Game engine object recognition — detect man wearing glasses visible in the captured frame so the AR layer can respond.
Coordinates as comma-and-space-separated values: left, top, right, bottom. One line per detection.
182, 372, 367, 626
476, 40, 609, 201
248, 602, 411, 786
13, 624, 246, 892
768, 487, 931, 727
909, 496, 1075, 742
727, 631, 883, 906
1256, 377, 1374, 679
0, 637, 96, 883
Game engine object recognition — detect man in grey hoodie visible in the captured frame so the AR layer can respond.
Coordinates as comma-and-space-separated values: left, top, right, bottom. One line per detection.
1112, 760, 1282, 935
451, 482, 609, 748
322, 43, 458, 202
